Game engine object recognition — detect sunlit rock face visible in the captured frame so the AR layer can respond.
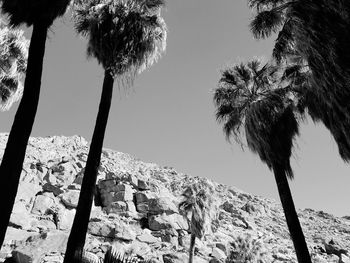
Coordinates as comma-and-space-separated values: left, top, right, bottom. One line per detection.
0, 134, 350, 263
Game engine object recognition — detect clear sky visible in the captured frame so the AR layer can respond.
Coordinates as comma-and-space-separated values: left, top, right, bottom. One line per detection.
1, 0, 349, 217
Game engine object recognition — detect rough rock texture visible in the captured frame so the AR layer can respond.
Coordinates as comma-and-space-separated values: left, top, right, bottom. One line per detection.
0, 134, 350, 262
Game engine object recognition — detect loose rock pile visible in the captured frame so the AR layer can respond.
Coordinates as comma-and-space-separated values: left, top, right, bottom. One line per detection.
0, 134, 349, 262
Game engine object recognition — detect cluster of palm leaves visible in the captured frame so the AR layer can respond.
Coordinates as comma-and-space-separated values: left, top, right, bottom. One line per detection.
78, 245, 154, 263
0, 21, 28, 111
225, 235, 268, 263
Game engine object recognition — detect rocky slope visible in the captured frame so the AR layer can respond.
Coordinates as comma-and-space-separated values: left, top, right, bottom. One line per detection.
0, 134, 349, 263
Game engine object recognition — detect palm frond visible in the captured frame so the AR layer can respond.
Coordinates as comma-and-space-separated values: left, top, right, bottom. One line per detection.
1, 0, 71, 26
214, 60, 301, 176
0, 23, 28, 111
250, 8, 284, 39
73, 0, 167, 83
272, 18, 295, 62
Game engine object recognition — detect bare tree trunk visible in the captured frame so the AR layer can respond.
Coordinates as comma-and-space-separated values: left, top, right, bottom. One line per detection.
189, 233, 196, 263
63, 70, 114, 263
273, 164, 312, 263
0, 22, 48, 248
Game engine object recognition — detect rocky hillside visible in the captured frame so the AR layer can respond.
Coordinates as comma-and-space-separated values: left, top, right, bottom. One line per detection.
0, 134, 350, 263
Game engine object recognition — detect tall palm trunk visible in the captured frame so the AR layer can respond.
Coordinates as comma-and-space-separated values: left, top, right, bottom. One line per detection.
188, 233, 196, 263
64, 70, 114, 263
0, 22, 48, 248
272, 164, 311, 263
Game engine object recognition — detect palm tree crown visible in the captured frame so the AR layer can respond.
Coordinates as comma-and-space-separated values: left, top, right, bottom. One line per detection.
0, 0, 71, 26
179, 184, 212, 239
73, 0, 167, 79
249, 0, 350, 161
0, 21, 28, 110
214, 60, 299, 177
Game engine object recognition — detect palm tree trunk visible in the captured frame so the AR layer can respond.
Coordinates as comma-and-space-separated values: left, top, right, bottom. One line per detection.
0, 22, 48, 248
63, 70, 114, 263
189, 233, 196, 263
272, 164, 312, 263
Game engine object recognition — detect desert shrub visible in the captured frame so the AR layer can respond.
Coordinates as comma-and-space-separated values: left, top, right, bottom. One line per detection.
225, 235, 268, 263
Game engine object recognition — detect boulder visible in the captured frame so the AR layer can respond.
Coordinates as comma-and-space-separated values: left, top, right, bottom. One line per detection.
98, 179, 117, 194
107, 201, 128, 213
149, 213, 188, 231
9, 202, 33, 230
31, 194, 55, 215
57, 208, 75, 231
11, 231, 68, 263
138, 179, 150, 190
148, 197, 178, 215
45, 162, 79, 188
88, 219, 115, 238
137, 229, 160, 244
212, 247, 226, 260
60, 190, 80, 208
114, 184, 134, 201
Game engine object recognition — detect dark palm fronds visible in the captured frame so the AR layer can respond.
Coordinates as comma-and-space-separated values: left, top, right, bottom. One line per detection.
214, 60, 300, 178
0, 0, 71, 26
250, 8, 285, 39
0, 22, 28, 110
286, 0, 350, 161
272, 18, 295, 63
73, 0, 167, 81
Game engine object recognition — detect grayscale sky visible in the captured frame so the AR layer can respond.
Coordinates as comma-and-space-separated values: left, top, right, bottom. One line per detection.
1, 0, 349, 216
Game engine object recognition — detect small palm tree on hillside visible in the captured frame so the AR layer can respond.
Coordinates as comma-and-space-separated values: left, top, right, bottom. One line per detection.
0, 22, 28, 111
179, 184, 212, 263
249, 0, 350, 161
64, 1, 167, 262
213, 59, 312, 263
0, 0, 70, 247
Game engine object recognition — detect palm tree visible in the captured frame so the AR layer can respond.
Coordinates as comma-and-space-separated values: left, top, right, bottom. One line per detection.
248, 0, 350, 161
0, 0, 70, 247
178, 184, 212, 263
63, 1, 167, 262
213, 59, 312, 263
0, 22, 28, 111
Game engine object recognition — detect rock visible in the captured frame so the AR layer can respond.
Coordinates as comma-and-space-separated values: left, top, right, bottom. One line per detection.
138, 179, 150, 190
31, 194, 55, 215
148, 197, 178, 215
241, 201, 266, 216
126, 201, 137, 214
9, 202, 33, 230
88, 220, 114, 238
42, 183, 64, 196
115, 222, 136, 241
44, 162, 79, 188
149, 213, 188, 231
127, 174, 138, 188
11, 231, 68, 263
137, 229, 161, 244
107, 201, 128, 213
212, 247, 226, 260
57, 208, 75, 231
115, 184, 134, 201
135, 191, 157, 213
98, 179, 117, 194
60, 190, 80, 208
